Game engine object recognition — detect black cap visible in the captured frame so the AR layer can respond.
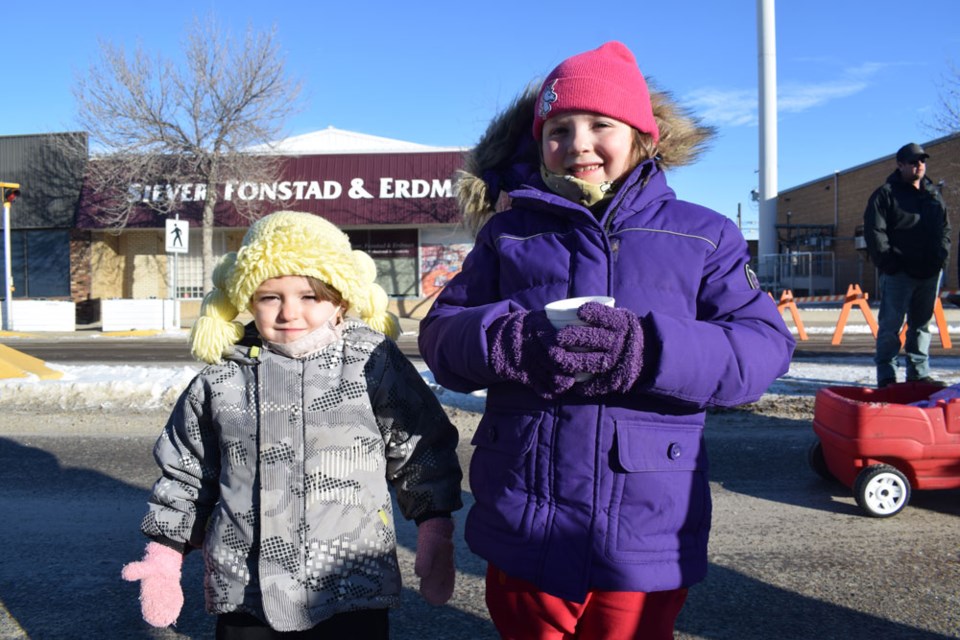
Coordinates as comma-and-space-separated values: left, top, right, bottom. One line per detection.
896, 142, 929, 163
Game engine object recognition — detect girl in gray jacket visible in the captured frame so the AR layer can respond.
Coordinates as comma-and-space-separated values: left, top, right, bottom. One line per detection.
122, 211, 463, 639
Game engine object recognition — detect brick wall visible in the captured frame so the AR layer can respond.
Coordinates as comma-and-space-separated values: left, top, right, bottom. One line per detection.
69, 229, 96, 323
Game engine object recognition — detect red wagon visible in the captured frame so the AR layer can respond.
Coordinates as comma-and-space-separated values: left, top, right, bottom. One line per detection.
810, 382, 960, 517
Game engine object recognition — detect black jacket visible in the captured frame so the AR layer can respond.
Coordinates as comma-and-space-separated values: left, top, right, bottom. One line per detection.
863, 171, 950, 279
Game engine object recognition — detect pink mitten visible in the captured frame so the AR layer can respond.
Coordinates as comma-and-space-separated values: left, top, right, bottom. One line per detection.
414, 518, 455, 605
121, 542, 185, 627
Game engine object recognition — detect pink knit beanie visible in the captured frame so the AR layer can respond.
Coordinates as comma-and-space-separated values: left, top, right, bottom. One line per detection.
532, 41, 660, 143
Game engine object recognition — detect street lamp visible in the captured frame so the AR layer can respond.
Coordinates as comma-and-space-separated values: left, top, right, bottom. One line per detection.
0, 182, 20, 331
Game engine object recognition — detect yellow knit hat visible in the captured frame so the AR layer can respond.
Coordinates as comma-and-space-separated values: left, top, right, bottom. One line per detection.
189, 211, 401, 363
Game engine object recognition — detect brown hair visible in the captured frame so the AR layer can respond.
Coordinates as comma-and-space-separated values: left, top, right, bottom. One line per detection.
306, 277, 349, 313
631, 129, 659, 166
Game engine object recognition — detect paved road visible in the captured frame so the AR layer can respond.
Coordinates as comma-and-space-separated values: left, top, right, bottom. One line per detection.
0, 419, 492, 640
0, 332, 423, 364
1, 397, 959, 638
3, 326, 956, 364
792, 331, 957, 358
1, 328, 960, 639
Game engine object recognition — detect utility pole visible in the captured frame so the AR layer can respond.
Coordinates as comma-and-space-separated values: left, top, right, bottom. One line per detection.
757, 0, 778, 261
0, 182, 21, 331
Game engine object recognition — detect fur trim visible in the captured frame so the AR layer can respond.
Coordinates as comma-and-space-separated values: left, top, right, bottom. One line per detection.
650, 88, 715, 170
457, 82, 716, 235
456, 87, 540, 235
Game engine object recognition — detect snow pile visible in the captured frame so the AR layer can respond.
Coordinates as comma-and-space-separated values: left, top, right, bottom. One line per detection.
0, 364, 201, 411
2, 357, 960, 413
772, 358, 960, 395
419, 370, 488, 413
0, 363, 489, 413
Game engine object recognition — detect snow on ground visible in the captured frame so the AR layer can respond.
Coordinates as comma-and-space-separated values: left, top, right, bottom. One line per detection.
772, 356, 960, 395
0, 362, 490, 412
3, 353, 960, 413
0, 364, 201, 411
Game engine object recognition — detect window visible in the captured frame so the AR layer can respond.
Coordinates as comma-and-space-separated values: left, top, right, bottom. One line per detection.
345, 229, 419, 297
0, 230, 71, 299
172, 228, 227, 299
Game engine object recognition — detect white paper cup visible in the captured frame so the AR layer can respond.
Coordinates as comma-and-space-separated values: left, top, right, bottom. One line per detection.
544, 296, 615, 381
544, 296, 616, 329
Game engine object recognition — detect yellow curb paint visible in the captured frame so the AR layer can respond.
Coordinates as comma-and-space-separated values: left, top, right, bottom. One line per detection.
0, 344, 63, 380
0, 359, 27, 379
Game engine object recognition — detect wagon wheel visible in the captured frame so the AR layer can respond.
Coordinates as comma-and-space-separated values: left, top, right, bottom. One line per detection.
853, 464, 911, 518
807, 439, 835, 482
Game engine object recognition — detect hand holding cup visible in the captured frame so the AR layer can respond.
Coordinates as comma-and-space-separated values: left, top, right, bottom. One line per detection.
545, 296, 615, 381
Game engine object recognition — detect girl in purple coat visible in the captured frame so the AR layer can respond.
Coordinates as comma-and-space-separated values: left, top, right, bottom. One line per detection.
418, 42, 795, 639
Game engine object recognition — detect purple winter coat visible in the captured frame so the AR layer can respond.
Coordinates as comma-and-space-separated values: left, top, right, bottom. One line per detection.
419, 99, 794, 602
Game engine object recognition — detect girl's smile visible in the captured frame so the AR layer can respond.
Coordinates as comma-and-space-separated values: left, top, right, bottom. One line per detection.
541, 111, 636, 185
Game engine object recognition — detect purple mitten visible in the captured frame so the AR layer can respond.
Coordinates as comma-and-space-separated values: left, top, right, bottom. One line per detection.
121, 542, 185, 627
554, 302, 645, 395
415, 518, 456, 606
487, 310, 577, 398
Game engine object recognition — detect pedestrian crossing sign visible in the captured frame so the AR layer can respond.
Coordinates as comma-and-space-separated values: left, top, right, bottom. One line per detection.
165, 218, 189, 254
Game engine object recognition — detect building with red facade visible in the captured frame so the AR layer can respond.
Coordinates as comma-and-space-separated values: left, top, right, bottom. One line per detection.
2, 128, 956, 328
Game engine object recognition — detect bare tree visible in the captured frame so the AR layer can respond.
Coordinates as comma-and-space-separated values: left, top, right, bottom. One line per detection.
71, 16, 302, 292
929, 59, 960, 135
923, 60, 960, 209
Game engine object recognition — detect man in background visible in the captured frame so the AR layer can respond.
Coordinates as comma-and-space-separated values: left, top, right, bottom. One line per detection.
864, 142, 950, 388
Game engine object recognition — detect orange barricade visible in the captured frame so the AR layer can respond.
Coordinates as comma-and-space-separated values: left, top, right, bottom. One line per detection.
898, 296, 952, 349
832, 284, 878, 345
775, 289, 808, 341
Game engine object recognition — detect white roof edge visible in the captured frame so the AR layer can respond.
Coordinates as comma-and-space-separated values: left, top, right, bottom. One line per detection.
247, 126, 466, 155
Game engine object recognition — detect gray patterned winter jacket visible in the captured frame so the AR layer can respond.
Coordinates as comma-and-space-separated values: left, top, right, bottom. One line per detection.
140, 321, 463, 631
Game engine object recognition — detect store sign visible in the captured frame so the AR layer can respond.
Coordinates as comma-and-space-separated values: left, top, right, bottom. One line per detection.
129, 177, 453, 204
77, 150, 464, 229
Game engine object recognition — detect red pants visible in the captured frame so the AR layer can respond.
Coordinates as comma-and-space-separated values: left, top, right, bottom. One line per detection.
485, 565, 687, 640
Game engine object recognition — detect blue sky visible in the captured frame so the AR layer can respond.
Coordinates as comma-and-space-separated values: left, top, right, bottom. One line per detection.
5, 1, 959, 238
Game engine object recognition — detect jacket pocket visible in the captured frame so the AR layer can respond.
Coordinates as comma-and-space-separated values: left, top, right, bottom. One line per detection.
468, 410, 543, 539
470, 410, 540, 455
607, 420, 710, 562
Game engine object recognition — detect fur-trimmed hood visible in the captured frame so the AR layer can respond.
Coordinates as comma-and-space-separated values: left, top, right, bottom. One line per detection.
456, 85, 716, 235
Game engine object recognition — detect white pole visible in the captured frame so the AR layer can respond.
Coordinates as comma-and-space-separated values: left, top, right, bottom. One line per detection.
173, 251, 180, 329
2, 202, 12, 331
757, 0, 778, 259
172, 214, 181, 330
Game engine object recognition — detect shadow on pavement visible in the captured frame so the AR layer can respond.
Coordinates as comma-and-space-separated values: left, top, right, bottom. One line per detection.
0, 437, 495, 639
2, 428, 955, 640
678, 563, 957, 640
